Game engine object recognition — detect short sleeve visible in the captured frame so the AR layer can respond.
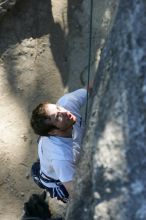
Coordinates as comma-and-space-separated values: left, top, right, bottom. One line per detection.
57, 89, 87, 114
51, 160, 75, 182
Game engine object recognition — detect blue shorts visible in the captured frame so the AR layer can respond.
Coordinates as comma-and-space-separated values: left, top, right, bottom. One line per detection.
31, 161, 69, 203
45, 184, 69, 203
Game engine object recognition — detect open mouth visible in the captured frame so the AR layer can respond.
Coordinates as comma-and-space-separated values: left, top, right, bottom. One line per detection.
69, 113, 76, 122
68, 114, 73, 120
64, 111, 76, 123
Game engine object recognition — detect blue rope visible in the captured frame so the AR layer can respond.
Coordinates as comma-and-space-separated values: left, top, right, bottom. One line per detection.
85, 0, 93, 124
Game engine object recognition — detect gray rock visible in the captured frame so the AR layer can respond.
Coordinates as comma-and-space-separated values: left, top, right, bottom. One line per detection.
0, 0, 17, 20
66, 0, 146, 219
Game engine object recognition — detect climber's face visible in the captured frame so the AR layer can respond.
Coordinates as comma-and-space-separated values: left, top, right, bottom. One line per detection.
45, 104, 76, 130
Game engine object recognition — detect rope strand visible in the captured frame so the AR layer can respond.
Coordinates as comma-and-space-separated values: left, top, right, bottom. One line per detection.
85, 0, 93, 124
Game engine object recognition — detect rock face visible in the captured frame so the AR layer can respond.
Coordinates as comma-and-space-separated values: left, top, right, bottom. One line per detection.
0, 0, 115, 218
0, 0, 17, 19
66, 0, 146, 220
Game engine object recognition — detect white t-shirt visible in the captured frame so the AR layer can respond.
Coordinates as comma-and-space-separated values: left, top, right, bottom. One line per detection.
38, 88, 87, 187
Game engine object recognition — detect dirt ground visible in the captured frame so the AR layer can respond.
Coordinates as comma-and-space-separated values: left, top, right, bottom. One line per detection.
0, 0, 115, 219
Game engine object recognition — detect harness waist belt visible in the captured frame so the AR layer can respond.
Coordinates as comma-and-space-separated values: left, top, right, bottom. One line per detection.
40, 171, 61, 184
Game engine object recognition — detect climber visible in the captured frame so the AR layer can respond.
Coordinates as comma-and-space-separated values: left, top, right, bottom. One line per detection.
30, 85, 92, 203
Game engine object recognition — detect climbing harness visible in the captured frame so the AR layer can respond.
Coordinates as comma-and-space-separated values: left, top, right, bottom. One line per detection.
31, 161, 69, 203
31, 161, 61, 187
85, 0, 93, 123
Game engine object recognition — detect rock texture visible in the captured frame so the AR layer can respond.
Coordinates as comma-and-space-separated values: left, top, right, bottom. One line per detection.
0, 0, 115, 218
66, 0, 146, 219
0, 0, 18, 19
0, 0, 67, 219
1, 0, 144, 219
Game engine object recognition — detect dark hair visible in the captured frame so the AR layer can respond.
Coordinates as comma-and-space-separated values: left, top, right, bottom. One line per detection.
30, 102, 57, 136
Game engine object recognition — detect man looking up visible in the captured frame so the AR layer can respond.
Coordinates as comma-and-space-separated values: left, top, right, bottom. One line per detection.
31, 88, 88, 203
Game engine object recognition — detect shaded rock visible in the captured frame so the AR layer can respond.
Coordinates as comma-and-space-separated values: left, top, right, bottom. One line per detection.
0, 0, 18, 20
66, 0, 146, 219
